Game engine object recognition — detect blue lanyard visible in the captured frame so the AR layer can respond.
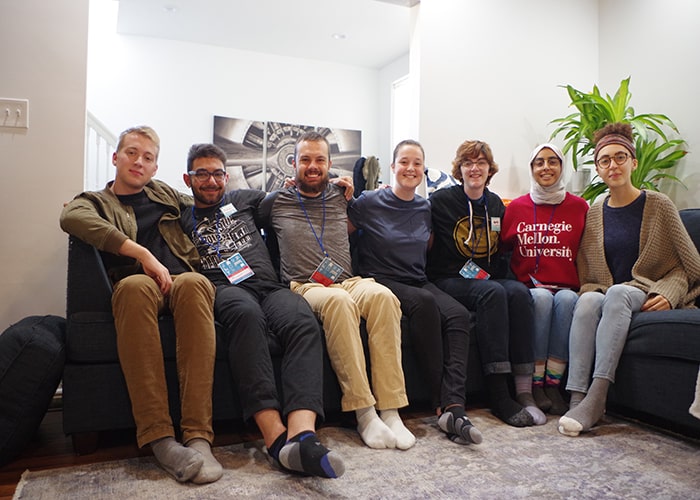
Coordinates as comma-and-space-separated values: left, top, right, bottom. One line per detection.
296, 189, 328, 257
191, 205, 222, 260
532, 203, 557, 275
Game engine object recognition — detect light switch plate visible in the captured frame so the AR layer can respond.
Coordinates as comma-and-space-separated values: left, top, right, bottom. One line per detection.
0, 98, 29, 128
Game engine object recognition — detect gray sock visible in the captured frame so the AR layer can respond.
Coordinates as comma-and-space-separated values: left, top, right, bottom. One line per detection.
150, 437, 203, 482
544, 385, 568, 415
186, 438, 223, 484
438, 407, 483, 445
559, 379, 610, 435
568, 390, 586, 410
532, 385, 552, 412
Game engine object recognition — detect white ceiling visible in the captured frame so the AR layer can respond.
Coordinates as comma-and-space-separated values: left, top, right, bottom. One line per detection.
116, 0, 416, 69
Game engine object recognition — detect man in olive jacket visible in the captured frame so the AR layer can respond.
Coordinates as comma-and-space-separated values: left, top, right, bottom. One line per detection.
60, 126, 221, 484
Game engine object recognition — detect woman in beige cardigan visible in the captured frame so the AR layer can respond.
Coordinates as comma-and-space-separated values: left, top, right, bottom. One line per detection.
558, 122, 700, 437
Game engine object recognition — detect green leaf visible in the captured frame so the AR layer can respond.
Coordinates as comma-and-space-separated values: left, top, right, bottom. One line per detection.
549, 77, 686, 201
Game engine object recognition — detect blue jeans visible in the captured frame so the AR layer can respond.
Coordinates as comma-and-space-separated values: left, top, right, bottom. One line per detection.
433, 277, 535, 376
566, 284, 646, 393
530, 287, 578, 362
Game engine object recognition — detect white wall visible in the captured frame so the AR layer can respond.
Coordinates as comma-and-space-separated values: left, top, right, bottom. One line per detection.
379, 54, 410, 184
0, 0, 88, 329
88, 0, 381, 194
3, 0, 700, 328
598, 0, 700, 209
416, 0, 599, 200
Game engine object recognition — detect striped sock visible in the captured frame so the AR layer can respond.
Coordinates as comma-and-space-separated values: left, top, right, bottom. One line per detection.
545, 357, 566, 387
532, 361, 548, 410
533, 361, 546, 388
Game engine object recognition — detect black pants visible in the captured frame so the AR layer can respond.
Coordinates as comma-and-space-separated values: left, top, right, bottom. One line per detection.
215, 279, 324, 422
433, 277, 535, 377
375, 278, 471, 410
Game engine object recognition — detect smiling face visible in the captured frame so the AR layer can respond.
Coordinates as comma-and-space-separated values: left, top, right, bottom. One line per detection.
293, 138, 331, 196
111, 132, 159, 195
531, 147, 562, 188
183, 156, 229, 208
459, 155, 490, 198
595, 143, 637, 189
391, 143, 424, 198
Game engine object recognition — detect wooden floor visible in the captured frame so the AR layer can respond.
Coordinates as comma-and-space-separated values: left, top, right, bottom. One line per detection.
0, 407, 263, 500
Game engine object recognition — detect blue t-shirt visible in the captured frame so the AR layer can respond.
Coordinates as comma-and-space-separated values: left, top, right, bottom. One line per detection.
347, 188, 431, 284
604, 191, 646, 284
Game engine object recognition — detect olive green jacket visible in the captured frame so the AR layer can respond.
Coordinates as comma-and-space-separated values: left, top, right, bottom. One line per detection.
60, 179, 197, 282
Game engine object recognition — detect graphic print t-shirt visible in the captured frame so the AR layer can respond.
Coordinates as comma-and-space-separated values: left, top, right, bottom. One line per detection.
181, 190, 277, 286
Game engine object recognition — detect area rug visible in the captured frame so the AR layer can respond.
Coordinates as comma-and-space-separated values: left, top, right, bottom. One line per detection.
13, 409, 700, 499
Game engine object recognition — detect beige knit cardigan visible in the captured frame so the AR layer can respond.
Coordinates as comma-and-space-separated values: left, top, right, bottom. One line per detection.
576, 190, 700, 308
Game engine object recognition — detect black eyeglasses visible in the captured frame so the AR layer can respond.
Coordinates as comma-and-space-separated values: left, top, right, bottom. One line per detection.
596, 152, 630, 169
188, 169, 226, 181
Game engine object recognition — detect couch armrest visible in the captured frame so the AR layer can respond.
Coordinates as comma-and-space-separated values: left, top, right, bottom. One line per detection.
66, 235, 114, 316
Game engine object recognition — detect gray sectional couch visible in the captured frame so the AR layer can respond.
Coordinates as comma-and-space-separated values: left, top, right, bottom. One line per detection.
61, 209, 700, 454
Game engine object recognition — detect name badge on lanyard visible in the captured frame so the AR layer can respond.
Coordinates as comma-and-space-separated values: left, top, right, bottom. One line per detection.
310, 257, 344, 287
460, 259, 490, 280
218, 252, 255, 284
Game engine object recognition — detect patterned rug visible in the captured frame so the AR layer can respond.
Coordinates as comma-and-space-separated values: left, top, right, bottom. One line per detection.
13, 408, 700, 499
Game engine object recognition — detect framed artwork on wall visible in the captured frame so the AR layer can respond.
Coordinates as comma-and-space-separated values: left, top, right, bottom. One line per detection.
213, 115, 362, 192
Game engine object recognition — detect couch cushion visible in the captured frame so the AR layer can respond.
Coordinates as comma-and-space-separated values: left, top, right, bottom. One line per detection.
0, 315, 65, 466
626, 309, 700, 362
680, 208, 700, 253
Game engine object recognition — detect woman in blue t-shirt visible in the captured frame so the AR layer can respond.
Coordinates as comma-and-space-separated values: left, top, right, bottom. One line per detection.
348, 140, 482, 445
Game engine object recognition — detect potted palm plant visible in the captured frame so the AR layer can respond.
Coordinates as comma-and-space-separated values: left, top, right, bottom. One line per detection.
549, 77, 687, 202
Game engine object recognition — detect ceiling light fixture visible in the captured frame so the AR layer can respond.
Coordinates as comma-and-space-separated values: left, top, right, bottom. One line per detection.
163, 5, 178, 14
331, 33, 347, 40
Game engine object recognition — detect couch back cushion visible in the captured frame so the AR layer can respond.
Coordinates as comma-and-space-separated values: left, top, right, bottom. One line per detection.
680, 208, 700, 254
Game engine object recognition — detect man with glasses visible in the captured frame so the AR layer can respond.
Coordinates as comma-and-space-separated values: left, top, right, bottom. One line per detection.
181, 143, 344, 479
60, 126, 222, 484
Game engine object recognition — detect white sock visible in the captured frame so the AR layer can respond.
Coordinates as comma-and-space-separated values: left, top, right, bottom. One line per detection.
516, 392, 547, 426
186, 438, 223, 484
356, 406, 396, 449
380, 409, 416, 450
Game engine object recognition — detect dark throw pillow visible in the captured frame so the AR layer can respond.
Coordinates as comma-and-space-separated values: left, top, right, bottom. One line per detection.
0, 315, 66, 466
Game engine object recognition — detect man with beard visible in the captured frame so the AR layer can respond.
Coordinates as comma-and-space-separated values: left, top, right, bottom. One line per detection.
181, 143, 344, 478
260, 131, 415, 450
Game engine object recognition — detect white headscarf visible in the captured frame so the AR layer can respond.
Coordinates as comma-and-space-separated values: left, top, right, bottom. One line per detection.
528, 143, 566, 205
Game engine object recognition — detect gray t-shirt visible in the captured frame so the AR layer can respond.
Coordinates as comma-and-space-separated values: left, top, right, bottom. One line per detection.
262, 184, 353, 284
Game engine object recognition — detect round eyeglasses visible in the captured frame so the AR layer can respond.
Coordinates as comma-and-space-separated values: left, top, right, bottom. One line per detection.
596, 152, 630, 169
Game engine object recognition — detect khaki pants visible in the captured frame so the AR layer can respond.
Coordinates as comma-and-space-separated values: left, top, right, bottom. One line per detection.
291, 276, 408, 412
112, 272, 216, 448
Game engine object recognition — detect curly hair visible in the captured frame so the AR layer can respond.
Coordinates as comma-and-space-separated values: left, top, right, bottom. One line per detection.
594, 122, 634, 144
450, 140, 499, 186
593, 122, 636, 161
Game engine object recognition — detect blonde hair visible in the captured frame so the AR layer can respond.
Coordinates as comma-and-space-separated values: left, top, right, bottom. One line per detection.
116, 126, 160, 159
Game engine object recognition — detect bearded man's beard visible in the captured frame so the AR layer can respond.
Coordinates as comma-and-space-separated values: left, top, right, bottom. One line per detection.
296, 173, 329, 195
